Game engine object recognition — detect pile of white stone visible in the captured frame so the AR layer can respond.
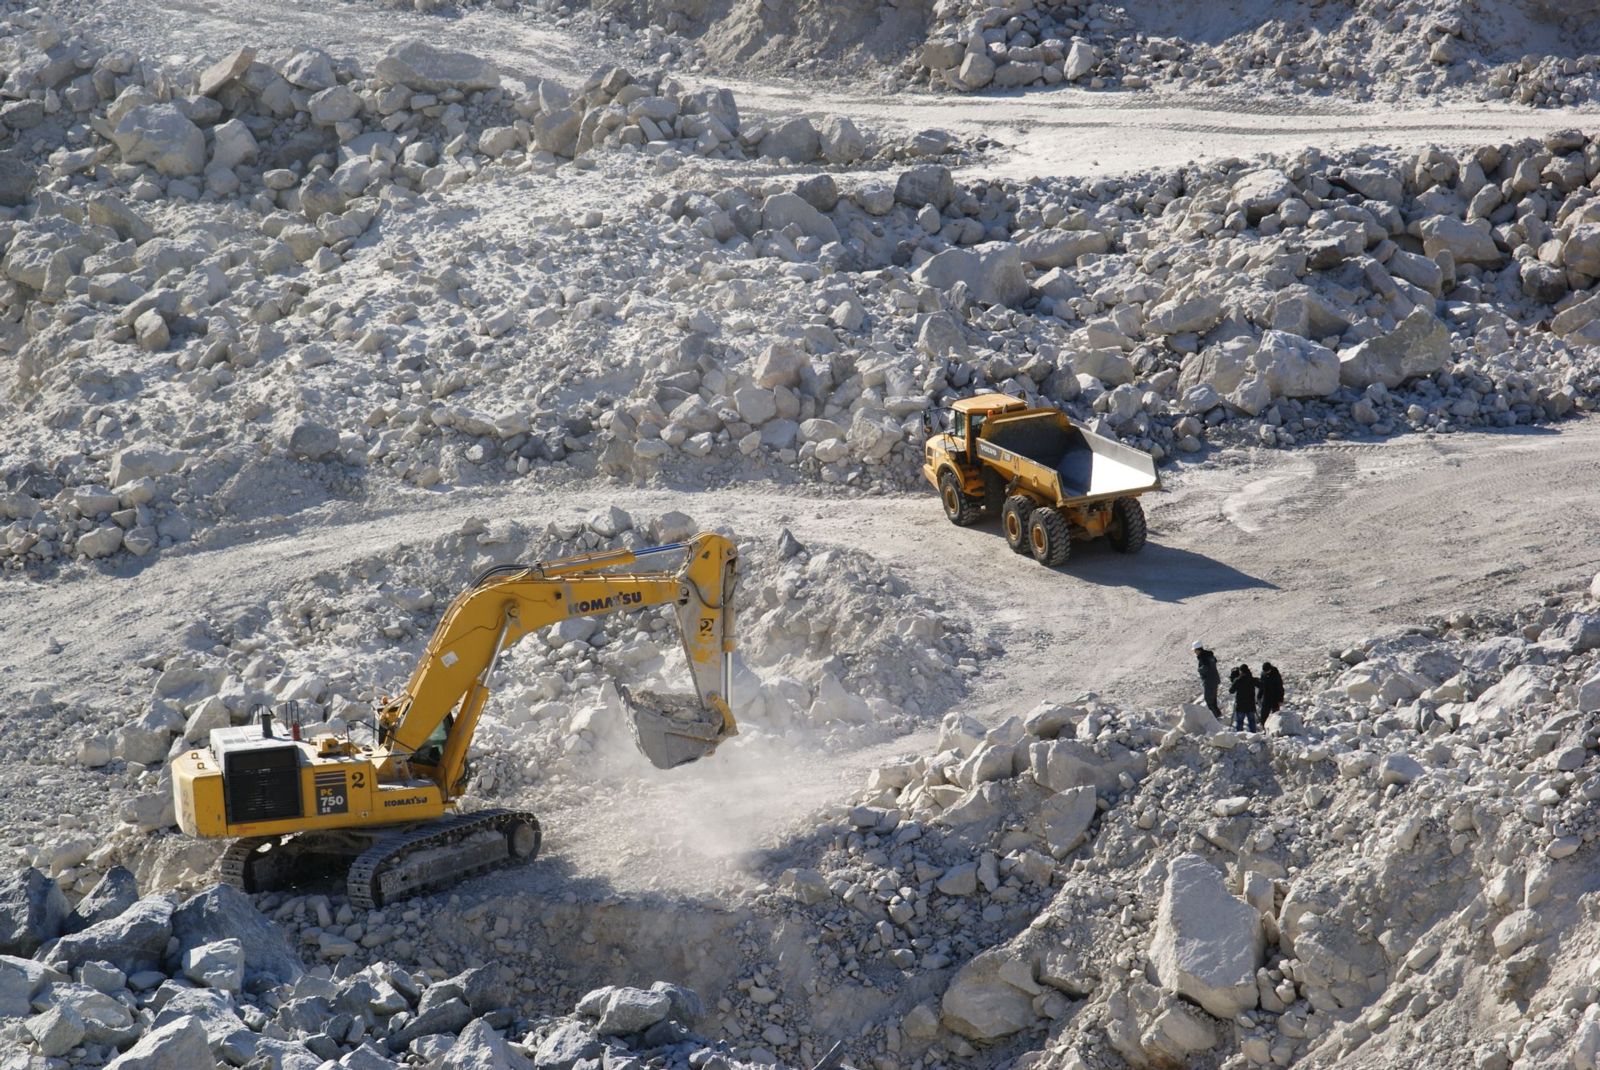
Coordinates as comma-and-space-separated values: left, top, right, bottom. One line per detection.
902, 0, 1600, 105
590, 130, 1600, 486
0, 12, 957, 573
703, 569, 1600, 1069
914, 0, 1125, 93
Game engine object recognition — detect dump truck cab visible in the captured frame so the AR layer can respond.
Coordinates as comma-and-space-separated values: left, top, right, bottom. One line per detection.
923, 394, 1029, 506
922, 393, 1160, 567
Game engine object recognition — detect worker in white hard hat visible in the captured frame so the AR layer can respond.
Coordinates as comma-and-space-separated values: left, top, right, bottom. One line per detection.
1193, 641, 1221, 718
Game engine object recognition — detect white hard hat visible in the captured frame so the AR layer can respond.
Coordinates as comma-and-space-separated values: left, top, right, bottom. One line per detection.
1191, 641, 1204, 650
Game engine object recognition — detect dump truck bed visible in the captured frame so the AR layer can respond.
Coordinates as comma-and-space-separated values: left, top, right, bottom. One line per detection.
978, 413, 1159, 507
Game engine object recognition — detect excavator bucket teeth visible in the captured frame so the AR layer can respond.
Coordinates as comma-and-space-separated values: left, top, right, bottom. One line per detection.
621, 687, 732, 770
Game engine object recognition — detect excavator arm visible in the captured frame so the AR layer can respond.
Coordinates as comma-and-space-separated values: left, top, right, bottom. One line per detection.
377, 532, 739, 791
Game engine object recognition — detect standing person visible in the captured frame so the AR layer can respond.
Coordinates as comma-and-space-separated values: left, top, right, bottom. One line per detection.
1259, 663, 1284, 724
1193, 642, 1221, 719
1229, 663, 1258, 733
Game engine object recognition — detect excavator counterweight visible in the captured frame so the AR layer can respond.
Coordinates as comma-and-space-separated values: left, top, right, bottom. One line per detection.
172, 531, 740, 906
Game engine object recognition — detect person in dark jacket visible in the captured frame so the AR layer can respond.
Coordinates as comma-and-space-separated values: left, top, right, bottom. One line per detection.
1193, 642, 1221, 718
1259, 663, 1284, 724
1229, 664, 1258, 733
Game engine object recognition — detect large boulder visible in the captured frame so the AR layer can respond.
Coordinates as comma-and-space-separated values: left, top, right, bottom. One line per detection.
894, 164, 954, 209
46, 895, 173, 975
593, 986, 672, 1035
1179, 336, 1256, 396
374, 39, 500, 92
1552, 291, 1600, 339
818, 115, 867, 165
1148, 854, 1264, 1018
761, 192, 839, 245
105, 1013, 217, 1070
171, 884, 303, 986
1230, 169, 1296, 221
110, 444, 185, 487
533, 108, 580, 157
535, 1023, 602, 1070
1566, 224, 1600, 277
1018, 228, 1108, 268
110, 104, 206, 177
1062, 39, 1099, 81
1338, 307, 1452, 389
440, 1019, 534, 1070
1252, 330, 1338, 399
1336, 165, 1403, 204
1417, 215, 1502, 267
0, 868, 68, 956
758, 116, 820, 162
1145, 293, 1225, 337
912, 244, 1027, 307
940, 948, 1039, 1039
1034, 785, 1096, 855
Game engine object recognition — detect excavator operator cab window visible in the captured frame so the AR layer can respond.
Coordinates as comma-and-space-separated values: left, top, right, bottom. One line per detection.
414, 713, 453, 767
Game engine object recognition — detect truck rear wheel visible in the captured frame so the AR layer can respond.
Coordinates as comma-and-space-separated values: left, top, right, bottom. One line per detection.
940, 472, 982, 526
1029, 507, 1071, 567
1108, 497, 1147, 553
1002, 496, 1035, 555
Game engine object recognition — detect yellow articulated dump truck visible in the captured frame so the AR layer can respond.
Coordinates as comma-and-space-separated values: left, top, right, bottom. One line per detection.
922, 394, 1160, 566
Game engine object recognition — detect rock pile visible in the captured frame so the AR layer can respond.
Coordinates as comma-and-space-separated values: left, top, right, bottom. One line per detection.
568, 0, 1600, 106
1, 866, 767, 1070
692, 569, 1600, 1069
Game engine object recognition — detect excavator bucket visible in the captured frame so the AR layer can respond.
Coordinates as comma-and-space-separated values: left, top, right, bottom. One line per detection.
621, 687, 734, 769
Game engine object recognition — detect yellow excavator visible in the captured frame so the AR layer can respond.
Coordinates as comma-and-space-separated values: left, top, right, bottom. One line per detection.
171, 532, 739, 908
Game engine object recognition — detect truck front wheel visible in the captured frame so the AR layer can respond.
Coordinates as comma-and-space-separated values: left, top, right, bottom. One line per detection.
940, 472, 982, 526
1002, 495, 1035, 554
1108, 497, 1147, 553
1029, 507, 1072, 567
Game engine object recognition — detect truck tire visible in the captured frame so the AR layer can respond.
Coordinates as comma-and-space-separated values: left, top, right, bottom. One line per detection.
1002, 495, 1035, 555
940, 471, 982, 526
1028, 507, 1071, 567
1108, 497, 1147, 554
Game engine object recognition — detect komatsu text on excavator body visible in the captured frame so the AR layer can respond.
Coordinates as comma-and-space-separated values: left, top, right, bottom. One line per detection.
171, 532, 739, 907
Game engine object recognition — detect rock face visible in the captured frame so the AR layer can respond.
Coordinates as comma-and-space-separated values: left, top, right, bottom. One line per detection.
373, 38, 500, 92
1339, 308, 1453, 389
110, 104, 206, 176
0, 867, 68, 955
1148, 854, 1264, 1018
940, 948, 1038, 1039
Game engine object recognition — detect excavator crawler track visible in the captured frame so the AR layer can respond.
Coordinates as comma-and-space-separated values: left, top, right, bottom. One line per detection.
347, 808, 541, 910
219, 836, 276, 892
